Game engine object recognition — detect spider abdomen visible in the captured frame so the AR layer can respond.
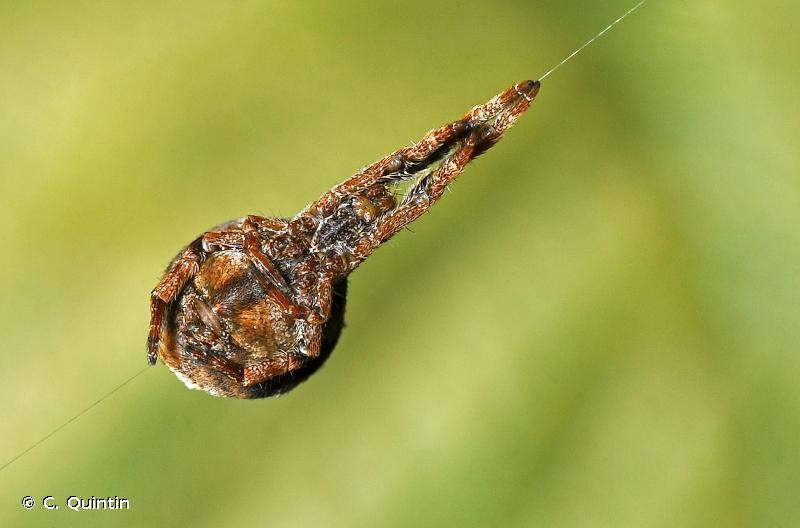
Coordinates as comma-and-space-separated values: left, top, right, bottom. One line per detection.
159, 248, 347, 398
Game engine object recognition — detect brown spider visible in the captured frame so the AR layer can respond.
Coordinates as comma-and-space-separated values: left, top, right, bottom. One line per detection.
148, 79, 540, 398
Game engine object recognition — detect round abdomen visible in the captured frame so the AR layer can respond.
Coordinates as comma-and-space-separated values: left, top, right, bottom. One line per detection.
158, 250, 348, 398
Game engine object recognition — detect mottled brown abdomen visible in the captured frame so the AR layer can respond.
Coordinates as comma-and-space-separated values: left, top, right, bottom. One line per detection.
158, 251, 348, 398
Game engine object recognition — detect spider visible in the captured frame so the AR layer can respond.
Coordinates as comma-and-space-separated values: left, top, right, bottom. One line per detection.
148, 79, 540, 398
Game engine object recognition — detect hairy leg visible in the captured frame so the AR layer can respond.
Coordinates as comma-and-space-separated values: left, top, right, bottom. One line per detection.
349, 81, 538, 262
299, 80, 539, 218
148, 237, 206, 365
351, 133, 479, 261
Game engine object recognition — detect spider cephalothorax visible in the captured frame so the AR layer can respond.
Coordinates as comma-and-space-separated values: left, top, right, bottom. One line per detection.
148, 79, 540, 398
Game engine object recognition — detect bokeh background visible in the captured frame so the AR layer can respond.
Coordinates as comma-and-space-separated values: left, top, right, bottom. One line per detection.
2, 1, 798, 526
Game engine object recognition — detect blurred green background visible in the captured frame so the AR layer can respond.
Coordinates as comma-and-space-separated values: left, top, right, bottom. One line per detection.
2, 1, 798, 526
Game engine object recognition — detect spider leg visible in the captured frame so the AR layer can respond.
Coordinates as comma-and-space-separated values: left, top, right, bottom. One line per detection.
350, 80, 538, 262
242, 351, 305, 387
240, 216, 330, 325
349, 133, 479, 261
147, 237, 205, 365
296, 273, 333, 355
201, 216, 288, 255
242, 216, 292, 295
241, 321, 327, 387
246, 215, 288, 232
241, 268, 335, 387
241, 326, 322, 388
189, 344, 245, 383
299, 80, 539, 217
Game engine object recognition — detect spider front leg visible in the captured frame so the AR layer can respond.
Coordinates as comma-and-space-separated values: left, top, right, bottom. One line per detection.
351, 132, 480, 261
350, 80, 537, 261
301, 80, 539, 217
